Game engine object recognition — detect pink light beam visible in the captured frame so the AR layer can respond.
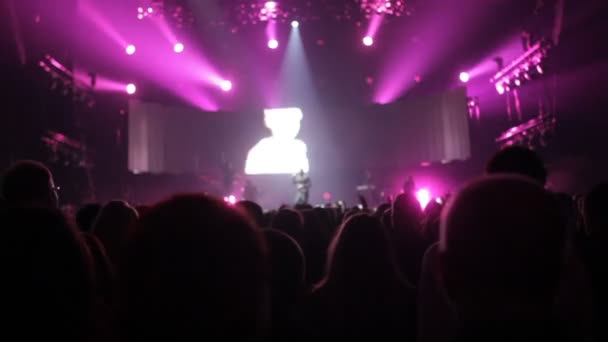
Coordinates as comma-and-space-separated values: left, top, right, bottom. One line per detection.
79, 0, 127, 48
365, 14, 384, 40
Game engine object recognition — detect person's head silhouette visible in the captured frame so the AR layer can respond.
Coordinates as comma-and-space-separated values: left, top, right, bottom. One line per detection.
1, 160, 59, 208
264, 108, 302, 140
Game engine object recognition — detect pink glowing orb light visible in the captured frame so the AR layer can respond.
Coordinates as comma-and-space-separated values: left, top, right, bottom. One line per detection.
268, 39, 279, 49
363, 36, 374, 46
459, 71, 470, 83
125, 44, 136, 55
224, 195, 237, 205
126, 83, 136, 95
265, 1, 277, 10
415, 188, 431, 210
220, 80, 233, 92
323, 192, 332, 201
173, 42, 185, 53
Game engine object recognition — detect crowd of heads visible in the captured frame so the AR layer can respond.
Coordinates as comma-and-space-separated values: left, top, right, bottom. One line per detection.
2, 146, 608, 341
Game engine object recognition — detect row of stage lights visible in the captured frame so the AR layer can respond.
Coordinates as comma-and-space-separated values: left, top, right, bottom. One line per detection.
124, 42, 184, 55
122, 41, 232, 94
265, 20, 376, 50
491, 40, 551, 95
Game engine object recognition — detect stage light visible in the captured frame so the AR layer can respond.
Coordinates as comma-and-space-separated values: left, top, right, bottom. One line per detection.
363, 36, 374, 46
268, 39, 279, 49
126, 83, 136, 95
147, 7, 154, 13
224, 195, 237, 205
415, 188, 431, 210
137, 7, 143, 13
265, 1, 277, 10
291, 20, 299, 28
173, 43, 185, 53
125, 44, 136, 55
220, 80, 232, 92
459, 71, 470, 83
496, 82, 505, 95
536, 64, 544, 74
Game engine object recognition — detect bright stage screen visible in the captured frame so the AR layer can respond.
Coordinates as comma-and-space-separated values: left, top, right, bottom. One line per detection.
245, 107, 310, 175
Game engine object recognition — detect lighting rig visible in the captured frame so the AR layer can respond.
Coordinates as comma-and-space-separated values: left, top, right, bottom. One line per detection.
38, 55, 96, 107
496, 115, 556, 150
357, 0, 411, 18
224, 0, 416, 27
136, 0, 194, 29
490, 39, 551, 95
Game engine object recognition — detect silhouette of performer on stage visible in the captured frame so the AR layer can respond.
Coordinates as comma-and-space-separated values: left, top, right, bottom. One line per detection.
293, 169, 311, 205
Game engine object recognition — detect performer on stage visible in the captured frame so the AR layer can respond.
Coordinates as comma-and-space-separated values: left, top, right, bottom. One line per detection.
357, 169, 378, 207
242, 179, 259, 202
293, 169, 311, 205
220, 159, 235, 196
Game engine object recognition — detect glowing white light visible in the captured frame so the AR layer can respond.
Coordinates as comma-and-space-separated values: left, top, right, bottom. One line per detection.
416, 188, 431, 210
220, 80, 233, 92
245, 108, 310, 175
291, 20, 299, 28
363, 36, 374, 46
125, 44, 136, 55
224, 195, 237, 205
268, 39, 279, 49
459, 71, 470, 83
173, 43, 185, 53
496, 82, 505, 95
126, 83, 136, 95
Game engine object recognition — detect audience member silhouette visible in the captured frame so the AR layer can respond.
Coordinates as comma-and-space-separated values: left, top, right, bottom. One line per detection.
271, 208, 304, 243
119, 194, 268, 341
486, 146, 547, 185
392, 192, 425, 284
581, 183, 608, 340
81, 232, 118, 341
236, 200, 265, 228
92, 200, 138, 267
2, 207, 94, 341
262, 229, 306, 341
76, 203, 102, 233
439, 175, 570, 341
303, 214, 416, 340
1, 160, 59, 208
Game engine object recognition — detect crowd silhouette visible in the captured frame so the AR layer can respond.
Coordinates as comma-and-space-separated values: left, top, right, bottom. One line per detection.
1, 146, 607, 341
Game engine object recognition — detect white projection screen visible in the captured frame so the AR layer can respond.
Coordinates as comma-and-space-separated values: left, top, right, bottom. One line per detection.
128, 88, 471, 175
245, 108, 310, 175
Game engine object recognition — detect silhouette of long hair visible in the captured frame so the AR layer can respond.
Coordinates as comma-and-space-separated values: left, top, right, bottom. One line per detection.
320, 213, 405, 291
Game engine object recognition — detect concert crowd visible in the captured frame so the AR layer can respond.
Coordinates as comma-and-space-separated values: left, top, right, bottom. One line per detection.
2, 145, 607, 341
